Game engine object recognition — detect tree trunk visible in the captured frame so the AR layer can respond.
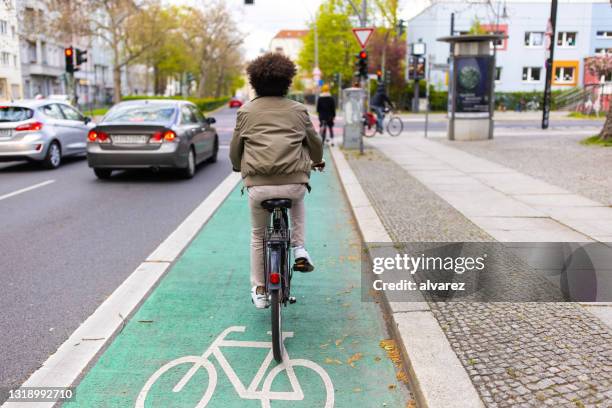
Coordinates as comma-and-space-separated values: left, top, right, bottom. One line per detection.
113, 65, 122, 103
600, 104, 612, 141
214, 65, 225, 98
197, 67, 208, 98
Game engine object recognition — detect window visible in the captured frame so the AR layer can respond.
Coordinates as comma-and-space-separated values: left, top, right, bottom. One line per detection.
181, 105, 198, 124
188, 105, 205, 123
495, 67, 502, 81
41, 104, 65, 120
604, 72, 612, 82
596, 31, 612, 38
0, 20, 7, 35
553, 61, 578, 85
104, 104, 176, 123
27, 41, 36, 63
557, 32, 577, 47
522, 67, 541, 82
59, 104, 84, 121
524, 32, 544, 47
595, 48, 612, 55
1, 52, 9, 66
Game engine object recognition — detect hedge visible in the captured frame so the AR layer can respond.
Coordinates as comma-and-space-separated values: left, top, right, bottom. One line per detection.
121, 95, 230, 113
419, 89, 567, 112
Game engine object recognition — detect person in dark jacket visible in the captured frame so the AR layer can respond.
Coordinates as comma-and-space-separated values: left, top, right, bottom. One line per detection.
316, 84, 336, 146
370, 84, 394, 133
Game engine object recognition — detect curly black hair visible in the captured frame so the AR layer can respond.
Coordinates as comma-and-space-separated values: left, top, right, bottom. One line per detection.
246, 52, 297, 97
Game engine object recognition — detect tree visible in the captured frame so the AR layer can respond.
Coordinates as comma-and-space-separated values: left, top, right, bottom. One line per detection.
46, 0, 167, 102
298, 0, 360, 90
130, 5, 194, 95
585, 55, 612, 140
182, 2, 243, 98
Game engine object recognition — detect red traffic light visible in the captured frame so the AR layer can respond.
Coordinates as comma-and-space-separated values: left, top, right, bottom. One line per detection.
359, 51, 367, 59
65, 47, 73, 57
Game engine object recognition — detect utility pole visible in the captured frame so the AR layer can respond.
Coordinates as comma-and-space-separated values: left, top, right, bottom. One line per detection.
542, 0, 558, 129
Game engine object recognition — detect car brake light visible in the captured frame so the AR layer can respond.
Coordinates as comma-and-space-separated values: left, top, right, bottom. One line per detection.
270, 273, 280, 284
163, 130, 176, 142
88, 130, 109, 143
15, 122, 43, 132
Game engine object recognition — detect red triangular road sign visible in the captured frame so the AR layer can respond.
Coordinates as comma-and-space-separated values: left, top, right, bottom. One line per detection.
352, 27, 375, 49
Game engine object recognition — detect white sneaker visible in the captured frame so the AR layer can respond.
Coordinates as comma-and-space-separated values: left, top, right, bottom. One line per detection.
293, 246, 314, 272
251, 286, 269, 309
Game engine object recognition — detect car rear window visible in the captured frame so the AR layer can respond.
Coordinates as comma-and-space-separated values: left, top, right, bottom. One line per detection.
0, 106, 34, 122
103, 104, 176, 123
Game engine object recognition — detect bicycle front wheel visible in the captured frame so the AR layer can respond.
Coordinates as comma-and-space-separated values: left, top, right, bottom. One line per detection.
386, 116, 403, 137
270, 289, 283, 362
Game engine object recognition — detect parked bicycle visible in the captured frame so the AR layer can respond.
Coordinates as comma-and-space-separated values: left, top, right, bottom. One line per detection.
136, 326, 334, 408
362, 109, 403, 137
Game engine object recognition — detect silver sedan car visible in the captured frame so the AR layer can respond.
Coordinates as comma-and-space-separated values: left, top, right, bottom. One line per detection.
86, 100, 218, 179
0, 100, 93, 169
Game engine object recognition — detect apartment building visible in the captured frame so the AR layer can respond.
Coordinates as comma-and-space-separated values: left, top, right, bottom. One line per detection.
0, 0, 22, 100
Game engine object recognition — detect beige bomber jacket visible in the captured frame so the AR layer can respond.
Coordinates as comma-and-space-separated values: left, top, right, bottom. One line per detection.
229, 96, 324, 187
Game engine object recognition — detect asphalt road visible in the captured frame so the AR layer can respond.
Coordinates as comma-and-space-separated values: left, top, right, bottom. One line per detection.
0, 107, 238, 399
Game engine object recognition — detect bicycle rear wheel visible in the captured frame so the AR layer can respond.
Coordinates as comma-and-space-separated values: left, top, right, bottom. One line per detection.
386, 116, 403, 136
270, 289, 283, 362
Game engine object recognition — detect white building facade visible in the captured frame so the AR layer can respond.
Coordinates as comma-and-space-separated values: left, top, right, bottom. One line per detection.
0, 0, 22, 100
407, 0, 612, 92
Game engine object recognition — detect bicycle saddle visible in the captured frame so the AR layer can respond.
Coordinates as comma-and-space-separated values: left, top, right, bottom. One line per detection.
261, 198, 292, 211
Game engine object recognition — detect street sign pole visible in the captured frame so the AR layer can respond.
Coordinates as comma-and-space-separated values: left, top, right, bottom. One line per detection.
542, 0, 558, 129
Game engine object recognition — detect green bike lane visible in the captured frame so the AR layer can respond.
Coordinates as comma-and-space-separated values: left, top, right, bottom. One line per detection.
63, 152, 409, 408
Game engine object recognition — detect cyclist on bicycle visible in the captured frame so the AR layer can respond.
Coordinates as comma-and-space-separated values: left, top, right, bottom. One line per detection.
370, 84, 394, 134
230, 53, 324, 309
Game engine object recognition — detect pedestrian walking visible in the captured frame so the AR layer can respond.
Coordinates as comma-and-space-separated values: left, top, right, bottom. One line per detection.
316, 84, 336, 146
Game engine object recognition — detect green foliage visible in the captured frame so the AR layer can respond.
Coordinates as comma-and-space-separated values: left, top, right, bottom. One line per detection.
581, 135, 612, 146
468, 18, 488, 35
298, 0, 360, 87
568, 111, 607, 119
121, 96, 230, 113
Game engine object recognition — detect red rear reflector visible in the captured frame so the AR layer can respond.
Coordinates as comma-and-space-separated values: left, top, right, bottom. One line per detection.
270, 273, 280, 284
15, 122, 43, 132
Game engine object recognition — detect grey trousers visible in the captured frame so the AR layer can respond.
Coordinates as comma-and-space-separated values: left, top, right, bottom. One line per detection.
247, 184, 307, 287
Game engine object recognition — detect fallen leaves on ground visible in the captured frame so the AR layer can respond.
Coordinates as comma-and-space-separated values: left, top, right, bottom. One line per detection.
347, 352, 363, 367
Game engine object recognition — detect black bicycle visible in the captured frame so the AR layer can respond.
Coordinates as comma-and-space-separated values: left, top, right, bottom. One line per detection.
262, 163, 324, 362
262, 197, 294, 362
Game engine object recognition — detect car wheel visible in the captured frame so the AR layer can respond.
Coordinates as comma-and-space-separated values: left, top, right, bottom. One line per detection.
180, 148, 196, 179
94, 168, 113, 179
42, 141, 61, 169
208, 136, 218, 163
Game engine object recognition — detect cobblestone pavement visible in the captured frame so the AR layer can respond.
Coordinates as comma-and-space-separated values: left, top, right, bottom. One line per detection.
345, 148, 612, 408
435, 132, 612, 206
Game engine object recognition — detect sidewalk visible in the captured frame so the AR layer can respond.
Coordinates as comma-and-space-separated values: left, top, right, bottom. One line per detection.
340, 135, 612, 408
56, 152, 411, 408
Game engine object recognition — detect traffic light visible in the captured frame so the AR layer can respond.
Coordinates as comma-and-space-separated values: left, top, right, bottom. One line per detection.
398, 19, 405, 36
65, 47, 74, 73
358, 50, 368, 79
376, 69, 382, 82
76, 48, 87, 67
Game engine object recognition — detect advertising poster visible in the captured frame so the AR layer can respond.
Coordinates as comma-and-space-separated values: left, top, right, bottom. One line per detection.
454, 55, 494, 116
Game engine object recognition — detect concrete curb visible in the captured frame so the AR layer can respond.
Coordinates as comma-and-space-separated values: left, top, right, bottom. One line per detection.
329, 145, 484, 408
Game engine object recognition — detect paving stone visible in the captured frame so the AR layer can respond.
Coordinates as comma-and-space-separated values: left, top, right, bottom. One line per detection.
346, 148, 612, 408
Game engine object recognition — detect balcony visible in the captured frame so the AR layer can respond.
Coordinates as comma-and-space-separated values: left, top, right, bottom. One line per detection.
22, 62, 64, 78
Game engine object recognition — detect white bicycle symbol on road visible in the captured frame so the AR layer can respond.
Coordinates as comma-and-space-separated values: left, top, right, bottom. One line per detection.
136, 326, 334, 408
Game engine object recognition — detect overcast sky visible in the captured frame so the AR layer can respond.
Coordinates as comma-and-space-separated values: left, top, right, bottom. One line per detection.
169, 0, 428, 60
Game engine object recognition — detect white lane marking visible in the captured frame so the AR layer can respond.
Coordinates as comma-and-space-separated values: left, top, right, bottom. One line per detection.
1, 172, 241, 408
136, 326, 334, 408
0, 180, 55, 202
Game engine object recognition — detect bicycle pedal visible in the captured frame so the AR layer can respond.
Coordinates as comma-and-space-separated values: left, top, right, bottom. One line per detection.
289, 296, 297, 304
